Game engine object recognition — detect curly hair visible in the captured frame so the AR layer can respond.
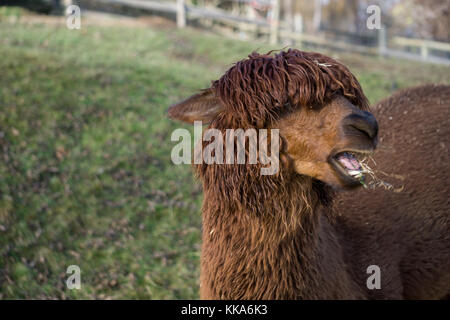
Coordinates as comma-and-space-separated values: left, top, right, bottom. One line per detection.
211, 49, 369, 128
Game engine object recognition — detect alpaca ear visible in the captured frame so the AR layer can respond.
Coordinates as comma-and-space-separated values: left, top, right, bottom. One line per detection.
168, 89, 224, 124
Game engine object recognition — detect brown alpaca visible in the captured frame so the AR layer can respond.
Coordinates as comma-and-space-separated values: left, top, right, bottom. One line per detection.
336, 84, 450, 299
168, 49, 449, 299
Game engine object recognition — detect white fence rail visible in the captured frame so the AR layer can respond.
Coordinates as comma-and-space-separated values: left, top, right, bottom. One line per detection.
391, 36, 450, 61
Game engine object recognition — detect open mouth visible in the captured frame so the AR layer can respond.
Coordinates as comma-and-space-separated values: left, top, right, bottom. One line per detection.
330, 150, 372, 186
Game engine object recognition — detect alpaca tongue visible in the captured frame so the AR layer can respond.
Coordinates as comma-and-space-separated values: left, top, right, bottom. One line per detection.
337, 153, 361, 171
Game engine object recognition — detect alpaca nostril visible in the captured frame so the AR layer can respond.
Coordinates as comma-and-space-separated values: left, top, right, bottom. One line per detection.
344, 112, 379, 140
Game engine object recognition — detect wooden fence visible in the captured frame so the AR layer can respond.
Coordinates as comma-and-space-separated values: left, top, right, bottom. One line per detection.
391, 36, 450, 61
86, 0, 450, 65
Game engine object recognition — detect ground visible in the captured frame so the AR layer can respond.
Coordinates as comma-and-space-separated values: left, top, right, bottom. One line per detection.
0, 7, 449, 299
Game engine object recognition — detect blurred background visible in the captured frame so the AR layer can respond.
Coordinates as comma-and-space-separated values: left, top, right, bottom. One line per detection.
0, 0, 449, 299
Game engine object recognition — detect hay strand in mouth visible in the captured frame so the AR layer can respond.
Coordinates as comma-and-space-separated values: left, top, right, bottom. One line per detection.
359, 155, 405, 193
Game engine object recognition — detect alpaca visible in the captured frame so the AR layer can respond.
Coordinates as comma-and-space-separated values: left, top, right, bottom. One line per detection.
168, 49, 449, 299
336, 84, 450, 299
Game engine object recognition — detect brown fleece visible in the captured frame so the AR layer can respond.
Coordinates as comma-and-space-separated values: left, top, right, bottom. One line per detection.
336, 84, 450, 299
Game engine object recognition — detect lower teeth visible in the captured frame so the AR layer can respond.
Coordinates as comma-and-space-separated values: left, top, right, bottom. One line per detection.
348, 170, 362, 176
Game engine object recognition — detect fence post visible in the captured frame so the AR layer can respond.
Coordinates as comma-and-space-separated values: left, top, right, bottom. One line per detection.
62, 0, 73, 7
294, 13, 303, 47
312, 0, 322, 33
284, 0, 294, 45
59, 0, 73, 12
420, 44, 429, 61
177, 0, 186, 28
270, 0, 280, 45
378, 26, 386, 56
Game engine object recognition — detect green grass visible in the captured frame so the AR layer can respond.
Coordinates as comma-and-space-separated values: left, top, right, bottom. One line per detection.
0, 8, 449, 299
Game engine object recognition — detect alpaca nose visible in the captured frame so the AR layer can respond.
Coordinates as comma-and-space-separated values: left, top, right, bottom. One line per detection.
343, 111, 379, 140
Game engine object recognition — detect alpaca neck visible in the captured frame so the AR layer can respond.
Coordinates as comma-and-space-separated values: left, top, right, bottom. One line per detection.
200, 176, 344, 299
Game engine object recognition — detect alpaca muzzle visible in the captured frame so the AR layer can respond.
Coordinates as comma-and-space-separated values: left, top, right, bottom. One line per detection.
343, 111, 379, 145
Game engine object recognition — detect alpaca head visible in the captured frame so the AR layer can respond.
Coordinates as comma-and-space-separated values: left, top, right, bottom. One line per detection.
169, 49, 378, 189
273, 95, 378, 188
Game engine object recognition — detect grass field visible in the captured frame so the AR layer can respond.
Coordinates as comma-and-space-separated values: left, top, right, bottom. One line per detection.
0, 7, 449, 299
